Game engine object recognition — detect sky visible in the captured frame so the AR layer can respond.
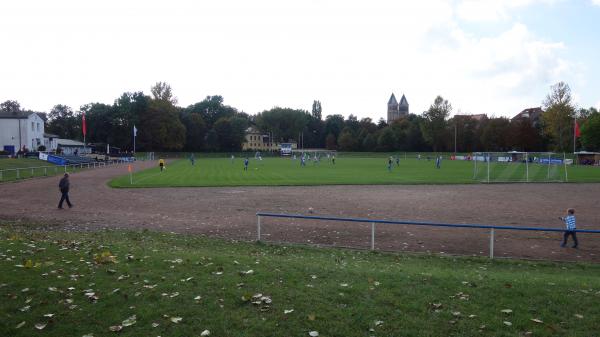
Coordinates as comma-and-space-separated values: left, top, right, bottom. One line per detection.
1, 0, 599, 121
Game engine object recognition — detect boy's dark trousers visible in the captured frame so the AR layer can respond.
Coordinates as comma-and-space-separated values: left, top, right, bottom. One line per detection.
58, 191, 72, 208
561, 230, 578, 248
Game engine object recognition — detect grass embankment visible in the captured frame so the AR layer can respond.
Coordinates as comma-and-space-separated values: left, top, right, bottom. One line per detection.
1, 227, 599, 336
110, 156, 600, 187
0, 158, 59, 182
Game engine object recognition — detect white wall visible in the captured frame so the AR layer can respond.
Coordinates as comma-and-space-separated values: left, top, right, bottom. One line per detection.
26, 114, 45, 151
0, 119, 23, 152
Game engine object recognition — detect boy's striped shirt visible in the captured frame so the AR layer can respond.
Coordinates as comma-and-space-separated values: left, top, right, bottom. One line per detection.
564, 215, 576, 231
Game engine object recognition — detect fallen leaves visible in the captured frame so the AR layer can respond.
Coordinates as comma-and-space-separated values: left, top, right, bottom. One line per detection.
530, 318, 543, 324
170, 317, 183, 324
93, 251, 117, 264
35, 322, 47, 330
200, 329, 210, 336
15, 321, 26, 329
309, 331, 319, 337
121, 315, 137, 327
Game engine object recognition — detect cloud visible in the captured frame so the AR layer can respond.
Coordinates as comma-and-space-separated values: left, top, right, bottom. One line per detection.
593, 0, 600, 6
456, 0, 561, 21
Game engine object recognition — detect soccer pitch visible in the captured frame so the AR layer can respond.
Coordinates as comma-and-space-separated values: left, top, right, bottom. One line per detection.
109, 155, 600, 187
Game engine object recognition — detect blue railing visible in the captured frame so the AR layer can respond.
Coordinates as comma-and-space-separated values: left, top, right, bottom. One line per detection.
255, 212, 600, 258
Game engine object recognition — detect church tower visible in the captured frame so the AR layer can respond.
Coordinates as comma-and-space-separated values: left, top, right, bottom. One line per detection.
398, 94, 409, 117
387, 93, 398, 123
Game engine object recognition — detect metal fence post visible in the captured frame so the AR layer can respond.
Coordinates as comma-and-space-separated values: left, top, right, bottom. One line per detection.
257, 215, 261, 241
489, 228, 495, 259
64, 165, 67, 173
371, 222, 375, 250
31, 168, 34, 177
17, 168, 20, 179
44, 167, 47, 176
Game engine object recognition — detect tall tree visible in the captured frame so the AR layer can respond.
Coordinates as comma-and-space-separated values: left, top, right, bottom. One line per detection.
480, 117, 511, 151
580, 110, 600, 151
256, 107, 309, 143
311, 100, 322, 120
181, 112, 207, 151
0, 100, 21, 114
150, 81, 177, 105
421, 96, 451, 151
47, 104, 80, 139
137, 99, 186, 151
541, 82, 576, 152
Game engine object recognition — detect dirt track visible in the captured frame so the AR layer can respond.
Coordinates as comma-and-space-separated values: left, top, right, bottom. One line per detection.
1, 161, 599, 262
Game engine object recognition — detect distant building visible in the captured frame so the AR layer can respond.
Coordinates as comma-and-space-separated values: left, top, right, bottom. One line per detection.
512, 107, 543, 127
387, 93, 409, 123
0, 111, 46, 154
242, 126, 297, 152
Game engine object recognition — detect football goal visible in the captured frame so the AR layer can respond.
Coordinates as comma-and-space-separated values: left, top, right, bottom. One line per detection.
473, 152, 569, 183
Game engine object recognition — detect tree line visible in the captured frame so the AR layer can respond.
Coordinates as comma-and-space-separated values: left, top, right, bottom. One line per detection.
1, 81, 599, 153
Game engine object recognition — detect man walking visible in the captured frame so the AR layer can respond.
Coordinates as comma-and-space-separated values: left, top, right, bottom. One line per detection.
58, 173, 72, 209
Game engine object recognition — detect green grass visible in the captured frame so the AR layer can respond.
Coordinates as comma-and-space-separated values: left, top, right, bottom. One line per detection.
110, 155, 600, 187
1, 226, 599, 336
0, 158, 61, 182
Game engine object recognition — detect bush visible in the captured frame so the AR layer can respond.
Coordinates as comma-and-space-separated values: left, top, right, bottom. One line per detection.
38, 145, 46, 151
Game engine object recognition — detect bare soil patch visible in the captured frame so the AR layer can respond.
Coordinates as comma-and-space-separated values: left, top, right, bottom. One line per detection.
1, 161, 599, 262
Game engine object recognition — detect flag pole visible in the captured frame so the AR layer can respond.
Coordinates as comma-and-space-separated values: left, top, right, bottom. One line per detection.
573, 117, 576, 154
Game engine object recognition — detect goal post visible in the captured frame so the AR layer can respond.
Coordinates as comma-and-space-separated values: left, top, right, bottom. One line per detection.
473, 152, 568, 183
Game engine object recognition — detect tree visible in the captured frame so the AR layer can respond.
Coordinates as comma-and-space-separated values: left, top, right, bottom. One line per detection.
377, 127, 397, 151
47, 104, 80, 139
580, 111, 600, 151
311, 100, 322, 120
480, 117, 511, 151
137, 99, 185, 151
150, 81, 177, 105
325, 133, 337, 150
362, 133, 377, 151
256, 107, 308, 143
0, 100, 21, 114
541, 82, 576, 152
181, 112, 207, 151
510, 117, 542, 151
205, 129, 219, 151
186, 96, 237, 128
324, 114, 345, 140
421, 96, 451, 151
337, 128, 358, 151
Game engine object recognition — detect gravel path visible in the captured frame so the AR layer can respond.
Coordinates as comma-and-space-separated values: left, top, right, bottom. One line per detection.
1, 161, 599, 262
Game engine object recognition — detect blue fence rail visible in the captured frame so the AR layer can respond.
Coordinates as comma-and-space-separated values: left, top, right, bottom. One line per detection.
255, 212, 600, 258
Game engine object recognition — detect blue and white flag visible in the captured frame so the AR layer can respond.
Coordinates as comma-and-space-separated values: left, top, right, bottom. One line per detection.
133, 125, 138, 137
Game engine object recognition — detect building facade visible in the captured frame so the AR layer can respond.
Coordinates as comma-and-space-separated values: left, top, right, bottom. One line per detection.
0, 111, 46, 153
242, 126, 297, 152
387, 93, 409, 123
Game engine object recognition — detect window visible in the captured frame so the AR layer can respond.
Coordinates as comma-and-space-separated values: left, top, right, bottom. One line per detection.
37, 123, 40, 132
32, 122, 34, 131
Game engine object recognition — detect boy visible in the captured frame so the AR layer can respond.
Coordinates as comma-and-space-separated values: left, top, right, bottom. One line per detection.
244, 157, 249, 171
559, 208, 578, 248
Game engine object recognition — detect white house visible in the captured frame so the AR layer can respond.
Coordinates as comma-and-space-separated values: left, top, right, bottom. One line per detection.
0, 111, 46, 154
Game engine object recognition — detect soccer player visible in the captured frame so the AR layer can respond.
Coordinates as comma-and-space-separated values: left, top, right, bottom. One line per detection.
559, 208, 578, 248
231, 155, 235, 164
332, 155, 336, 165
190, 153, 195, 166
396, 156, 400, 166
435, 156, 441, 169
159, 158, 165, 172
244, 157, 249, 171
387, 157, 392, 172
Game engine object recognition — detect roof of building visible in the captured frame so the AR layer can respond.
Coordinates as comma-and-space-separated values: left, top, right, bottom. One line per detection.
388, 93, 398, 105
512, 107, 543, 120
399, 94, 408, 106
44, 133, 60, 138
0, 111, 44, 119
454, 114, 487, 121
56, 138, 85, 147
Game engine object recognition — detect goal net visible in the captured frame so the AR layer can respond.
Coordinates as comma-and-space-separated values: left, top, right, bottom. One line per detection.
473, 152, 568, 183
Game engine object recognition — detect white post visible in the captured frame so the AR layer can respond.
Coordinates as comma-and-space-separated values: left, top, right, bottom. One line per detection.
473, 154, 477, 179
31, 168, 34, 177
526, 152, 529, 182
257, 216, 261, 241
564, 152, 568, 182
16, 168, 20, 180
487, 153, 490, 183
489, 228, 495, 259
371, 223, 375, 250
44, 167, 47, 176
547, 153, 551, 180
64, 165, 67, 173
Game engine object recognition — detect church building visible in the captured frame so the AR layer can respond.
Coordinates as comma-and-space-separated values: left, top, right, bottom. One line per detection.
387, 93, 409, 123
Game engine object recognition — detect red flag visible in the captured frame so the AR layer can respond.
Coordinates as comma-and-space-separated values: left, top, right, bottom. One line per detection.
574, 120, 581, 138
82, 113, 87, 137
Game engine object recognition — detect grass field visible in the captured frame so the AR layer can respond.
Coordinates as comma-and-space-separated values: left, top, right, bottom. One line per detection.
1, 226, 599, 336
0, 158, 60, 182
110, 155, 600, 188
